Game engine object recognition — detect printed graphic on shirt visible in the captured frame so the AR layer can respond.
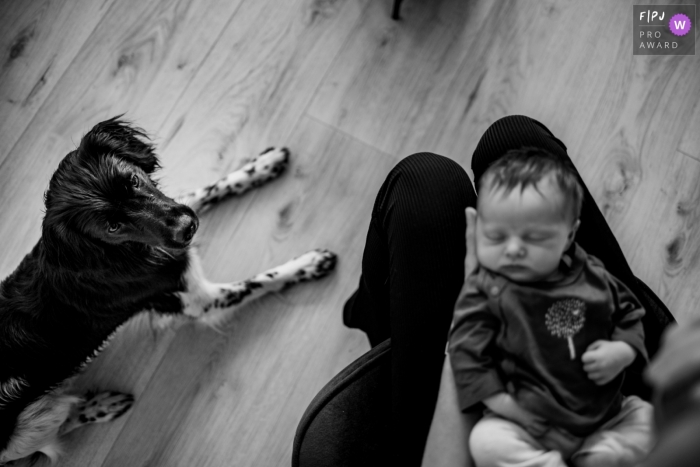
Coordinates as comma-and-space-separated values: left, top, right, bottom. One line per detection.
545, 299, 586, 360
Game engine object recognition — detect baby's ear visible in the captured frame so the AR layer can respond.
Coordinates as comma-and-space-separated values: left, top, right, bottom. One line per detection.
566, 219, 581, 247
572, 219, 581, 233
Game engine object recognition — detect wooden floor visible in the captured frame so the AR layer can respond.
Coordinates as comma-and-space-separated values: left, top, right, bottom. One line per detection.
0, 0, 698, 465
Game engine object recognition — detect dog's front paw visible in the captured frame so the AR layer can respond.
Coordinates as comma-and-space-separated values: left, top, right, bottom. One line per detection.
247, 147, 290, 182
292, 249, 338, 283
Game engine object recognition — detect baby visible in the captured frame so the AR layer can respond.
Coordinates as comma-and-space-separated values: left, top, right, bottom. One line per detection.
448, 148, 654, 467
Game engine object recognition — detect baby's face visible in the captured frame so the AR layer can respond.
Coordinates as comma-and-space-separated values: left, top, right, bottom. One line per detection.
475, 176, 579, 283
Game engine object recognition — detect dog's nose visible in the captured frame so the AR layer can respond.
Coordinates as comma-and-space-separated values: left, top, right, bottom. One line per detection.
183, 220, 197, 242
176, 216, 199, 244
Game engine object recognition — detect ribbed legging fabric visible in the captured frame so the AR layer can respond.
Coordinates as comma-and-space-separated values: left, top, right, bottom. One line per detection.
343, 115, 674, 466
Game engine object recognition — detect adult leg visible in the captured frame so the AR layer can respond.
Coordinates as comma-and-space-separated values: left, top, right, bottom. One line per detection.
344, 152, 477, 465
470, 115, 674, 398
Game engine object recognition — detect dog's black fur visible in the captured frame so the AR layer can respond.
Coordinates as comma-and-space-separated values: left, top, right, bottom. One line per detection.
1, 116, 337, 464
0, 117, 203, 452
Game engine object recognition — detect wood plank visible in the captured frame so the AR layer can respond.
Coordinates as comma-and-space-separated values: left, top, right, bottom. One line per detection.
425, 0, 639, 167
620, 152, 700, 324
149, 0, 365, 198
444, 0, 700, 175
306, 0, 659, 170
98, 116, 392, 467
0, 0, 247, 278
572, 55, 700, 323
0, 0, 114, 163
308, 0, 496, 158
679, 96, 700, 160
55, 315, 181, 467
306, 0, 700, 321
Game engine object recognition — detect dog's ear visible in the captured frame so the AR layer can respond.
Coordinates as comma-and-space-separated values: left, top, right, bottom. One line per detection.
79, 115, 161, 174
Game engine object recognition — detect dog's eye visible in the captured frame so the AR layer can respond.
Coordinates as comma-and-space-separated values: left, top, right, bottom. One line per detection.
108, 223, 121, 233
131, 174, 140, 188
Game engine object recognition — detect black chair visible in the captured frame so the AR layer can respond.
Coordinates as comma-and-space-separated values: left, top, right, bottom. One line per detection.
292, 339, 391, 467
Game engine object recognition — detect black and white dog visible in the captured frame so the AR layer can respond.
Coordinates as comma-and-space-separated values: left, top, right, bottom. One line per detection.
0, 117, 337, 465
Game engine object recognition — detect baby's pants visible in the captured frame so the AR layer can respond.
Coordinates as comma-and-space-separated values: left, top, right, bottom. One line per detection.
469, 396, 654, 467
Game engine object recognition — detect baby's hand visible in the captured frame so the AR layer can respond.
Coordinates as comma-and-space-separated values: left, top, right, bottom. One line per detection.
581, 340, 636, 385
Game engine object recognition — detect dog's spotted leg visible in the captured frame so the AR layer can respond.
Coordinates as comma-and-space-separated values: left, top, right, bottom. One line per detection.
177, 147, 290, 213
60, 391, 134, 435
179, 249, 337, 327
201, 248, 337, 327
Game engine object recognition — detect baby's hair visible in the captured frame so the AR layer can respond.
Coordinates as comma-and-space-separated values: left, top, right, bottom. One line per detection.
477, 147, 584, 222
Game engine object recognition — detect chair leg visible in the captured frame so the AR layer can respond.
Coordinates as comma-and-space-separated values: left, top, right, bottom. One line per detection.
392, 0, 403, 20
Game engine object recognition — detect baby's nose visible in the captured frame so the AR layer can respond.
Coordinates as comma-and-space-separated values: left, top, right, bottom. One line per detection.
505, 241, 525, 257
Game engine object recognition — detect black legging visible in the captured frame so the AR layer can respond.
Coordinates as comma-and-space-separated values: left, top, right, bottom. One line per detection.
343, 115, 674, 466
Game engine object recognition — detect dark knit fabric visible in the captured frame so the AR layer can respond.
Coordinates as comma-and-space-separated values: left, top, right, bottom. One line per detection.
344, 152, 477, 466
342, 115, 674, 466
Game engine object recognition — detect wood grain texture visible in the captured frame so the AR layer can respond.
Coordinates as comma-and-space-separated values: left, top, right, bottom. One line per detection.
309, 0, 495, 157
0, 0, 250, 277
150, 0, 364, 197
679, 97, 700, 160
0, 0, 115, 163
573, 55, 700, 322
625, 152, 700, 323
0, 0, 699, 465
56, 315, 180, 467
309, 0, 700, 323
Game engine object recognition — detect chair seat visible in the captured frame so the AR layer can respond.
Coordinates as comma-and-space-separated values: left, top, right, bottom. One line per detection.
292, 339, 392, 467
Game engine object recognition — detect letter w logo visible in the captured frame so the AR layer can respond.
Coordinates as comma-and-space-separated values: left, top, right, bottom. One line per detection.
674, 20, 686, 29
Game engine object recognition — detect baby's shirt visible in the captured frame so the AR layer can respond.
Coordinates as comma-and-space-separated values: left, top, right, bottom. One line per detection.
448, 242, 647, 436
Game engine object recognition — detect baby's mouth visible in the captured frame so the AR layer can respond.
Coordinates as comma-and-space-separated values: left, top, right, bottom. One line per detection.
501, 264, 528, 272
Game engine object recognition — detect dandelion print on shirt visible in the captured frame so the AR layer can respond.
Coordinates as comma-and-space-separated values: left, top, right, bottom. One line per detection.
545, 299, 586, 360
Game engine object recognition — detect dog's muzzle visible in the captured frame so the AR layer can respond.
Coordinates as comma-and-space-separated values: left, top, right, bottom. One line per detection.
174, 212, 199, 245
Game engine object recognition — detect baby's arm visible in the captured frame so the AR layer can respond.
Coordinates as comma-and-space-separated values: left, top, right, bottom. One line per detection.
448, 274, 504, 405
449, 271, 552, 436
583, 269, 647, 385
449, 266, 511, 419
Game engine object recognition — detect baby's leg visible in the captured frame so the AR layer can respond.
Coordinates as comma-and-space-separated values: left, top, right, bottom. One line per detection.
469, 413, 567, 467
571, 396, 654, 467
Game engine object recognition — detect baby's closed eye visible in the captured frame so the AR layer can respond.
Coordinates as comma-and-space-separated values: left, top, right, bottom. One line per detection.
524, 233, 552, 242
484, 232, 506, 242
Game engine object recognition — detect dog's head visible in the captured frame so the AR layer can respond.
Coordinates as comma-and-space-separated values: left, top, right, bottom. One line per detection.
42, 117, 199, 251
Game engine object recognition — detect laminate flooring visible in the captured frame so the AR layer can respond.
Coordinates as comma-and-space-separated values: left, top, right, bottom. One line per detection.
0, 0, 698, 465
